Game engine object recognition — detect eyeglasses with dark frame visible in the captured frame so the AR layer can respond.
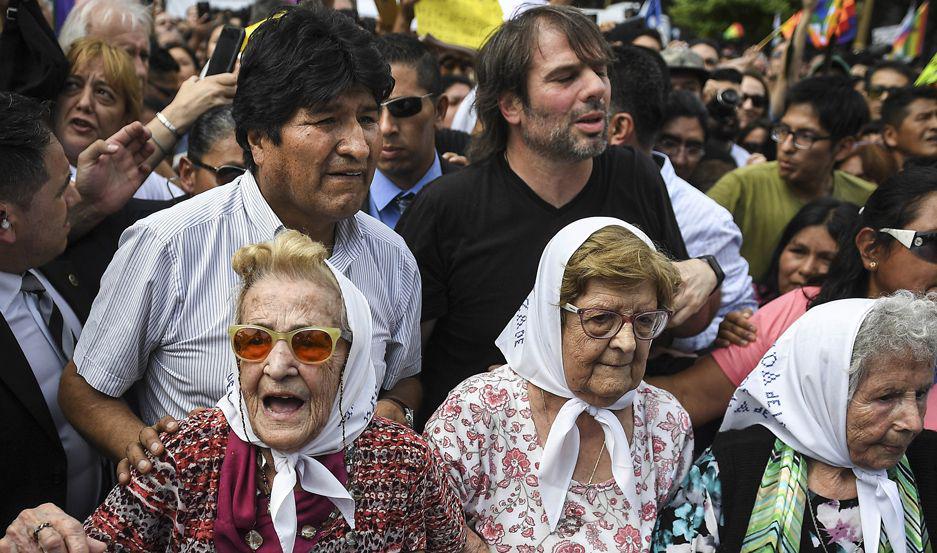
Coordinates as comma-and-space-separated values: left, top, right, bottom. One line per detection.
655, 136, 705, 159
561, 303, 671, 341
190, 158, 246, 185
770, 124, 832, 150
879, 228, 937, 264
381, 93, 434, 118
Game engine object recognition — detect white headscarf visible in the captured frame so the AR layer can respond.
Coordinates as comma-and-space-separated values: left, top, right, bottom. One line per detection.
218, 259, 380, 553
721, 298, 907, 553
495, 217, 658, 532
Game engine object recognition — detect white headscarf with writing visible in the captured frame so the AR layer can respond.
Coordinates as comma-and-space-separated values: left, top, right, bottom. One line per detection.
495, 217, 658, 532
722, 298, 907, 553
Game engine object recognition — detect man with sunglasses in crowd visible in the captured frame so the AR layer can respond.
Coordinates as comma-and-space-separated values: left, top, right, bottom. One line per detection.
57, 6, 426, 482
707, 75, 876, 279
367, 34, 455, 230
176, 105, 245, 196
865, 60, 917, 121
881, 87, 937, 168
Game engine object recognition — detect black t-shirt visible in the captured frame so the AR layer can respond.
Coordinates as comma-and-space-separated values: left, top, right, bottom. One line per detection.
396, 146, 689, 427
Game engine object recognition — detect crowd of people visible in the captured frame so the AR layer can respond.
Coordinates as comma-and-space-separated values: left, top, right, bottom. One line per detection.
1, 0, 937, 551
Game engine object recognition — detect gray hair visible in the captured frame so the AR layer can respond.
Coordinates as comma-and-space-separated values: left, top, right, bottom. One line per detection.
187, 105, 237, 162
58, 0, 153, 54
848, 291, 937, 399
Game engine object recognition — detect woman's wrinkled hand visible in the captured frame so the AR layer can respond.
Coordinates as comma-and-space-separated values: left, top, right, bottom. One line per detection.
714, 308, 757, 348
0, 504, 104, 553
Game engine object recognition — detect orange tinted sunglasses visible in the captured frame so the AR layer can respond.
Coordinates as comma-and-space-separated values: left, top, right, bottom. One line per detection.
228, 324, 352, 364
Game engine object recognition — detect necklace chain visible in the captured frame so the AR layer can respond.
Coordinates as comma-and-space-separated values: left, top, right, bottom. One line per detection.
806, 495, 863, 553
539, 386, 606, 485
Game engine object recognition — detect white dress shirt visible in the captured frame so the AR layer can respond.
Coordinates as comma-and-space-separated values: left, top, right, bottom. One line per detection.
0, 269, 101, 518
74, 171, 422, 423
68, 165, 184, 201
654, 152, 758, 352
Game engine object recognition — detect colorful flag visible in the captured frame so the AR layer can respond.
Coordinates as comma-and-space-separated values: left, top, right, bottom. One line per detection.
893, 1, 930, 60
772, 12, 784, 47
806, 0, 857, 48
780, 11, 802, 40
723, 22, 744, 40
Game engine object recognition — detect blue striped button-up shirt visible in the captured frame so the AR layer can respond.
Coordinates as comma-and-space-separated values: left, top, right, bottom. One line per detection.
73, 172, 421, 423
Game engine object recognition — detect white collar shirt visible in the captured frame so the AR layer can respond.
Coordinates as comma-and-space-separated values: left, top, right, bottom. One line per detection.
654, 152, 758, 352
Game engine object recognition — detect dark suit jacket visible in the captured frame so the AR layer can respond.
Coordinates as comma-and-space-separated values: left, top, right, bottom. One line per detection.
0, 198, 175, 527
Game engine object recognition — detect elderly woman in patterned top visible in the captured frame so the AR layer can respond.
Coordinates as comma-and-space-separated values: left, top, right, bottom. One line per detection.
425, 217, 695, 552
653, 291, 937, 553
1, 230, 465, 553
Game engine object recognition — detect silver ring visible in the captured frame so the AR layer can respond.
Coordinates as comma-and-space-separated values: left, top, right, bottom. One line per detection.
32, 522, 52, 542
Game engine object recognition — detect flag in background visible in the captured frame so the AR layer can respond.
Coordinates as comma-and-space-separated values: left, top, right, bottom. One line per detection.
639, 0, 662, 30
723, 22, 744, 40
807, 0, 857, 48
893, 1, 930, 60
772, 12, 784, 47
54, 0, 75, 31
780, 10, 802, 40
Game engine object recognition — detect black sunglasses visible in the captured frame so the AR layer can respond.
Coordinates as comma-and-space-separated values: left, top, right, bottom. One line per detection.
741, 93, 767, 109
879, 228, 937, 265
381, 93, 433, 118
191, 158, 246, 185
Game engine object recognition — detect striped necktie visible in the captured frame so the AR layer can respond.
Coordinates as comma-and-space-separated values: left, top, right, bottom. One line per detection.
21, 272, 76, 361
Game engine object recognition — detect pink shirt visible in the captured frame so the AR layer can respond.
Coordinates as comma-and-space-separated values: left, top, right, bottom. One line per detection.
711, 287, 937, 430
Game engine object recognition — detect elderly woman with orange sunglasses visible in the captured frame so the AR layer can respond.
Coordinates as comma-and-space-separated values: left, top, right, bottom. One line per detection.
1, 231, 464, 553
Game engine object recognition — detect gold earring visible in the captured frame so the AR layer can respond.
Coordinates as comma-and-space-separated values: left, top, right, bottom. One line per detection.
869, 261, 878, 270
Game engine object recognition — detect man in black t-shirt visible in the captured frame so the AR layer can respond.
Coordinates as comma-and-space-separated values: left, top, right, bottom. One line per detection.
397, 5, 722, 428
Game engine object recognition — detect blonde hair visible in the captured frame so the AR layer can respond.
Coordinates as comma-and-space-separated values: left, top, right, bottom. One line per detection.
231, 230, 346, 326
66, 37, 142, 124
560, 226, 681, 310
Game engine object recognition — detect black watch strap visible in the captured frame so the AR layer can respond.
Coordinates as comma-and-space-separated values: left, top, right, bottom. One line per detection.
380, 396, 415, 427
697, 255, 725, 290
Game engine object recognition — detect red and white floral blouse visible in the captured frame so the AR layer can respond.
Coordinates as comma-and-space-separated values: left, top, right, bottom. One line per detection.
84, 409, 466, 552
424, 366, 693, 553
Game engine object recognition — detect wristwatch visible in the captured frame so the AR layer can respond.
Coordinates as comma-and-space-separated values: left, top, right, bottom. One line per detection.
381, 397, 415, 428
696, 255, 725, 291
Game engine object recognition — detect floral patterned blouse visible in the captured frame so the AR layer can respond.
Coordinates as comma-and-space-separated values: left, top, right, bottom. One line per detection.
84, 409, 466, 552
652, 448, 865, 553
424, 366, 694, 553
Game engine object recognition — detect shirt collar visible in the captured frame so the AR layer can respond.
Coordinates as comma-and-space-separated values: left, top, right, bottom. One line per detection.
652, 151, 677, 187
240, 171, 286, 237
0, 270, 22, 312
370, 153, 442, 211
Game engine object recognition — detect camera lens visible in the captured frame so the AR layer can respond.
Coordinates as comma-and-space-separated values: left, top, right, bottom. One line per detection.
717, 88, 740, 107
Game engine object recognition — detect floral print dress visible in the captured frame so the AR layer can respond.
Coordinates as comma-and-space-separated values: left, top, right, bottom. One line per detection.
651, 448, 866, 552
424, 366, 694, 553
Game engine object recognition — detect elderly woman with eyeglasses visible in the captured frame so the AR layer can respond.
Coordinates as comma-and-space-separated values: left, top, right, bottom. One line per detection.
653, 292, 937, 552
425, 218, 694, 551
0, 230, 465, 553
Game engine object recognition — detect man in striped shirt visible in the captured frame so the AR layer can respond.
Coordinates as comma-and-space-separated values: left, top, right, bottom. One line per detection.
58, 6, 423, 474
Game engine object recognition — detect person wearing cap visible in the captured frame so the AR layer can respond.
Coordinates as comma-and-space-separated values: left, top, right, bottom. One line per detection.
662, 47, 709, 100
